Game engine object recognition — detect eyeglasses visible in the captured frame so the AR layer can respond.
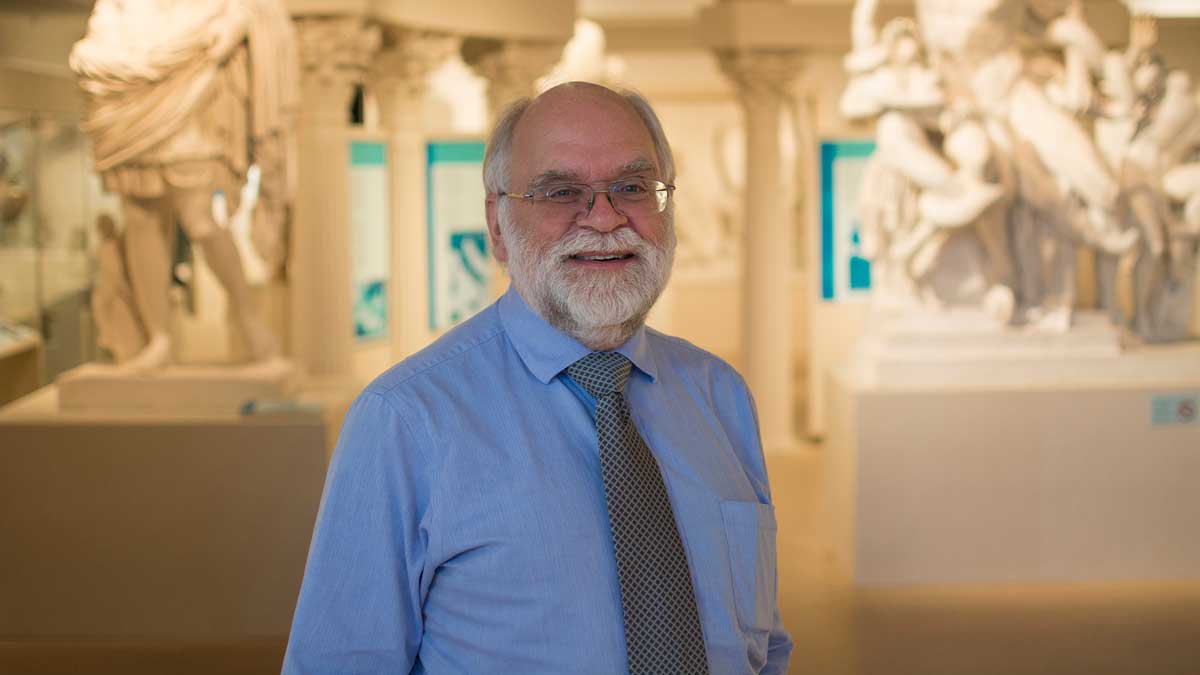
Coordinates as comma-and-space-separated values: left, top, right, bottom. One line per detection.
502, 178, 675, 218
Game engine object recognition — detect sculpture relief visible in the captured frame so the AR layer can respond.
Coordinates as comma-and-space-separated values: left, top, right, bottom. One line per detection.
70, 0, 299, 370
843, 0, 1198, 341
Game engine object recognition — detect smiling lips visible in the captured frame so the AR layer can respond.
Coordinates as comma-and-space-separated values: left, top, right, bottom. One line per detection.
569, 251, 636, 266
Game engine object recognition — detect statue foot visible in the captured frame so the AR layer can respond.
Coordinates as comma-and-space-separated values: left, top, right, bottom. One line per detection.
122, 333, 171, 373
1034, 307, 1072, 334
238, 313, 279, 363
983, 285, 1016, 324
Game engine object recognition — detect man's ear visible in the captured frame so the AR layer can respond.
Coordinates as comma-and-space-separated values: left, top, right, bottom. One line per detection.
486, 193, 509, 263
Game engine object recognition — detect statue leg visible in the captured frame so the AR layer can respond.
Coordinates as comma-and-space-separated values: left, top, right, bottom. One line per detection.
175, 184, 279, 362
120, 195, 173, 372
1037, 235, 1077, 333
1094, 252, 1123, 325
1131, 246, 1168, 340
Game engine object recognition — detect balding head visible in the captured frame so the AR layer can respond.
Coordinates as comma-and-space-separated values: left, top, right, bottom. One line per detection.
482, 82, 675, 198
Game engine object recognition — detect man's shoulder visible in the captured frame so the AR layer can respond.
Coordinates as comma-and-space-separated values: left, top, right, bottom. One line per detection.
644, 327, 746, 388
365, 303, 507, 398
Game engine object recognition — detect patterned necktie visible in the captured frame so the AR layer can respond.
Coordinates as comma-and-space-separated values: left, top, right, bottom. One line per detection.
567, 352, 709, 675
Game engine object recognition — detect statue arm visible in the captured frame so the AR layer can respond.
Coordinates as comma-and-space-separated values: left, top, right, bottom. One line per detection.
850, 0, 881, 53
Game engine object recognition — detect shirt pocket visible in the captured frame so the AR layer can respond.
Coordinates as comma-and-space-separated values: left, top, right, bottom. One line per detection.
720, 500, 778, 633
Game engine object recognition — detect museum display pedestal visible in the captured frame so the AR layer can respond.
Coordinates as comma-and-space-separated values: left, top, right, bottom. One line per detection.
55, 358, 298, 414
0, 386, 326, 640
825, 314, 1200, 586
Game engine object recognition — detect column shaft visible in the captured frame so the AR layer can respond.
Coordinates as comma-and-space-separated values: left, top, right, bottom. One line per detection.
718, 49, 804, 452
373, 31, 457, 361
291, 17, 379, 381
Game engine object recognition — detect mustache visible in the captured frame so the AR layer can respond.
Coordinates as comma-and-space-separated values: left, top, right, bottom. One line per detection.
550, 228, 655, 258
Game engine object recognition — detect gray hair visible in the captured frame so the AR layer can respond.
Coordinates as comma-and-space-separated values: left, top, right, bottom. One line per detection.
482, 84, 676, 196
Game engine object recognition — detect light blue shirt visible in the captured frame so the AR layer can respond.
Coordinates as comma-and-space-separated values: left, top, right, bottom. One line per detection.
283, 287, 792, 674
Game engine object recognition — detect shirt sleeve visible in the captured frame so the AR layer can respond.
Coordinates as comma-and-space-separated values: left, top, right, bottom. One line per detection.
282, 390, 429, 674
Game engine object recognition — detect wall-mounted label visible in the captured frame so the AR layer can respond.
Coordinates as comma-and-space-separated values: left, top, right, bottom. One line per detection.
1151, 393, 1199, 427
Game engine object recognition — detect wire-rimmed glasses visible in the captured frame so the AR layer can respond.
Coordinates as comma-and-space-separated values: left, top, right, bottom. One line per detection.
501, 178, 675, 219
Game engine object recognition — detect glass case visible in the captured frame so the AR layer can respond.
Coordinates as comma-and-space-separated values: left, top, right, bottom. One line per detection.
0, 109, 121, 382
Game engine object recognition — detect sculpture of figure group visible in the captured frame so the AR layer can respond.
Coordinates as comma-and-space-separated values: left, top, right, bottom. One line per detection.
842, 0, 1199, 341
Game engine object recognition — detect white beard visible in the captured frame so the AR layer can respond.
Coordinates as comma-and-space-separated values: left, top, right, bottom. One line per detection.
499, 205, 675, 349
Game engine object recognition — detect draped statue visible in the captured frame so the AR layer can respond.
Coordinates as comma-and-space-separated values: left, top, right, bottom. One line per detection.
71, 0, 299, 370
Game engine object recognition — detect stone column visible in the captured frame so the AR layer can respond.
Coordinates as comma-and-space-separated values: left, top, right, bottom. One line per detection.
717, 49, 804, 452
291, 16, 381, 382
460, 37, 564, 120
461, 36, 563, 297
371, 28, 457, 361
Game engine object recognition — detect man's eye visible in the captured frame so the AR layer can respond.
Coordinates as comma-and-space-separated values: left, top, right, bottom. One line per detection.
545, 186, 583, 200
612, 181, 647, 194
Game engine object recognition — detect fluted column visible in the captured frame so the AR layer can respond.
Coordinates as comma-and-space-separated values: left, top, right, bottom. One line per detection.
717, 49, 804, 452
291, 16, 380, 381
371, 28, 457, 361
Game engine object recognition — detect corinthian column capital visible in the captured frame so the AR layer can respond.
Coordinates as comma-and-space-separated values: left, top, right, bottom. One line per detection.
715, 48, 805, 102
294, 16, 382, 92
371, 28, 458, 101
460, 37, 564, 118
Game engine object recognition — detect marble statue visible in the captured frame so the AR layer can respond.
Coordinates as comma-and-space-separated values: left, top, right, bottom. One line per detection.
842, 0, 1013, 320
92, 213, 146, 363
69, 0, 298, 370
843, 0, 1197, 340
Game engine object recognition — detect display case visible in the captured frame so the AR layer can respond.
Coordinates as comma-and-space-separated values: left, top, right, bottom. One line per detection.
0, 109, 122, 384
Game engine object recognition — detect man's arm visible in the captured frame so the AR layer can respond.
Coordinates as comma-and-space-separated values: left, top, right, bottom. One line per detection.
725, 370, 795, 673
283, 390, 428, 674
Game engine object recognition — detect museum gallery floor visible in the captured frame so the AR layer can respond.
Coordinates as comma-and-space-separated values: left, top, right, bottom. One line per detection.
1, 448, 1198, 675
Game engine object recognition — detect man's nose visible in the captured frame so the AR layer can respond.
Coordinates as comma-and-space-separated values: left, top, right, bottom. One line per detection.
580, 190, 627, 231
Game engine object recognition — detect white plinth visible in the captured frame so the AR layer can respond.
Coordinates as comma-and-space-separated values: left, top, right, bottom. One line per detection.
56, 358, 298, 414
827, 321, 1200, 586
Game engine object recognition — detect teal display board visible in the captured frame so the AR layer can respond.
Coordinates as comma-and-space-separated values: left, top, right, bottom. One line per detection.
820, 140, 875, 302
426, 140, 491, 331
350, 141, 390, 340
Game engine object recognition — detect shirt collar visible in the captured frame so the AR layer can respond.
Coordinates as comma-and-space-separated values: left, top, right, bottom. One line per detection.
498, 286, 659, 385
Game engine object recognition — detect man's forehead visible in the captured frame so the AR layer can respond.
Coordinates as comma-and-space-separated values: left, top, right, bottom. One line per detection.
510, 85, 658, 180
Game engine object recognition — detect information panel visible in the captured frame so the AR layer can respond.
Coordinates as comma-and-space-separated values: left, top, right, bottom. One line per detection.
427, 140, 491, 331
349, 141, 390, 341
820, 140, 875, 302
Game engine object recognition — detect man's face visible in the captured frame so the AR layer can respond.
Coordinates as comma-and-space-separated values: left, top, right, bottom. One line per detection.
487, 86, 675, 347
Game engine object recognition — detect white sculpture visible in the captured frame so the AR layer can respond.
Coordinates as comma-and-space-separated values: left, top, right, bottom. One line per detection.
70, 0, 298, 370
92, 213, 145, 363
844, 0, 1197, 340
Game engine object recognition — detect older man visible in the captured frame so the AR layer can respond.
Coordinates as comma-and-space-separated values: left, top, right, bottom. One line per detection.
284, 82, 791, 674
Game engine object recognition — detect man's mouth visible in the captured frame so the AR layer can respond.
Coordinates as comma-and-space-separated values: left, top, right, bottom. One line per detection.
569, 252, 635, 262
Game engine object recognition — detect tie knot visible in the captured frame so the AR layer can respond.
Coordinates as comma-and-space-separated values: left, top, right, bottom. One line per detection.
567, 352, 632, 398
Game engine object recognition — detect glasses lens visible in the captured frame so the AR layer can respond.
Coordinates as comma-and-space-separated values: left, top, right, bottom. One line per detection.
541, 184, 587, 205
535, 180, 670, 216
610, 179, 669, 215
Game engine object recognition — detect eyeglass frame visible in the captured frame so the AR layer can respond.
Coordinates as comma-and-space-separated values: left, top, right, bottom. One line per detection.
499, 178, 676, 217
